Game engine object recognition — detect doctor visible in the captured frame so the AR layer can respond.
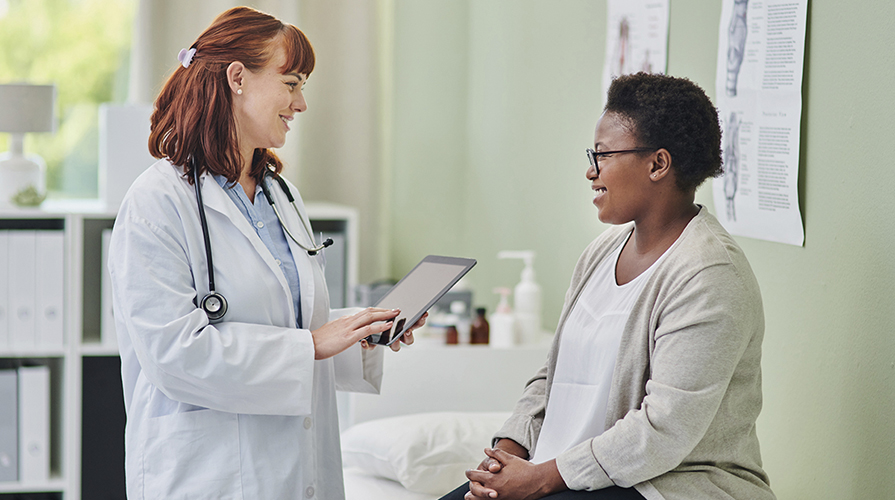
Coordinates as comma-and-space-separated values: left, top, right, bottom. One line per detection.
108, 7, 419, 500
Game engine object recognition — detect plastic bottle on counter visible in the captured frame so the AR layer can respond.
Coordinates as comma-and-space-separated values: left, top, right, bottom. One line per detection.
489, 287, 516, 348
498, 251, 542, 345
449, 300, 471, 344
470, 307, 490, 344
418, 306, 447, 345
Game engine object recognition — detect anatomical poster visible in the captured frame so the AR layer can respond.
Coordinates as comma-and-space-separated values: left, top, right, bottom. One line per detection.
712, 0, 808, 246
602, 0, 670, 97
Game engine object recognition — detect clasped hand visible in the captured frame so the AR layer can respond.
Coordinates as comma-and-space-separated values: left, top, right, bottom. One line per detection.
465, 445, 565, 500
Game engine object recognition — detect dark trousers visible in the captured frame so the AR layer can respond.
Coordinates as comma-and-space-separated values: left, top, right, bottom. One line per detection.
438, 482, 646, 500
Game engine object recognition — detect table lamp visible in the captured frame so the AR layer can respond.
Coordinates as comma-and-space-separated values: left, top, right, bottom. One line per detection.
0, 83, 56, 208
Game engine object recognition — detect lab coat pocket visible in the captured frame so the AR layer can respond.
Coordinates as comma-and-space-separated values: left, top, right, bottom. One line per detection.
140, 410, 241, 499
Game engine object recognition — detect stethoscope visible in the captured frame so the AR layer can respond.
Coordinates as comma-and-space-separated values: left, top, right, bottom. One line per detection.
192, 158, 333, 321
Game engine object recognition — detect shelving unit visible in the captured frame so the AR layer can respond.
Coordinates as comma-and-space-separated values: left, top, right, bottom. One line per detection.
0, 201, 357, 499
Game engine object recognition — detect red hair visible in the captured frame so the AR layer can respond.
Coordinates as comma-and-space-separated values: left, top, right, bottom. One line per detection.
149, 6, 315, 184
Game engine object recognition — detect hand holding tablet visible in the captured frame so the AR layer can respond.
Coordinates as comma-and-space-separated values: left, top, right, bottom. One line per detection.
365, 255, 476, 346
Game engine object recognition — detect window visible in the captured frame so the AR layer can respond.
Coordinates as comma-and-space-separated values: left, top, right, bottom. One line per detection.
0, 0, 135, 199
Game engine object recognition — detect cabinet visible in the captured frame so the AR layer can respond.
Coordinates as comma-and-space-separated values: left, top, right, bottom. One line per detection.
0, 200, 357, 499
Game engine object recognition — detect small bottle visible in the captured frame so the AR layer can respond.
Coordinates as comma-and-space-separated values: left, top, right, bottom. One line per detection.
445, 325, 459, 345
470, 307, 490, 344
497, 251, 542, 344
422, 306, 447, 345
450, 300, 471, 344
489, 287, 517, 348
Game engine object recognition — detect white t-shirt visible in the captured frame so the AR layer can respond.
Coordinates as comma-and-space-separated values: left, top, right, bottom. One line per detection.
532, 233, 667, 464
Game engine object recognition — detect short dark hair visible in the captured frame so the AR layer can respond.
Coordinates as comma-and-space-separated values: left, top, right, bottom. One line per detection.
604, 73, 722, 192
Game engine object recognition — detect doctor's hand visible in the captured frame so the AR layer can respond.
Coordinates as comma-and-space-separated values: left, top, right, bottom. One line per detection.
312, 308, 400, 360
359, 312, 428, 352
465, 448, 566, 500
387, 312, 427, 352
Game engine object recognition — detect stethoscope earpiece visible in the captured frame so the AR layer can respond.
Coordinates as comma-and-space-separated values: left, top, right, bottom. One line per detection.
306, 238, 334, 256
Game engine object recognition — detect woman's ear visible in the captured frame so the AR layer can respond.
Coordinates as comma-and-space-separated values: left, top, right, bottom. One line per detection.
226, 62, 245, 95
649, 148, 673, 181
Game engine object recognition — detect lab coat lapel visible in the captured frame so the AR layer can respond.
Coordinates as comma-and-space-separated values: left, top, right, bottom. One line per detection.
198, 174, 298, 325
266, 177, 319, 329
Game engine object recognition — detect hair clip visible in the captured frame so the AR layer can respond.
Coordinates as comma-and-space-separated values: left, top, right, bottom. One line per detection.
178, 47, 197, 69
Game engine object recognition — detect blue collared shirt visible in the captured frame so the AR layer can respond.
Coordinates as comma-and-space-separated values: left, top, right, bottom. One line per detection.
214, 175, 303, 328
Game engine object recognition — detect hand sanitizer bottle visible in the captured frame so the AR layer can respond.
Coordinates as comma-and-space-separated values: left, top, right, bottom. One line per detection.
489, 287, 517, 348
497, 251, 541, 345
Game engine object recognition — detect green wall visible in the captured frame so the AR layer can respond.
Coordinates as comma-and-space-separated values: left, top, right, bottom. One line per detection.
387, 0, 895, 497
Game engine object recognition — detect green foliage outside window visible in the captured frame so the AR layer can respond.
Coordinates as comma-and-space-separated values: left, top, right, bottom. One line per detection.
0, 0, 135, 198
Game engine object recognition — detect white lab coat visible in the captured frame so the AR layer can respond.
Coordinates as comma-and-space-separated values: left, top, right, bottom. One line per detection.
108, 159, 382, 500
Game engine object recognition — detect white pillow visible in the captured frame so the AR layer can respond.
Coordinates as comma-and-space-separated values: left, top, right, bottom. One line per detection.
341, 411, 511, 496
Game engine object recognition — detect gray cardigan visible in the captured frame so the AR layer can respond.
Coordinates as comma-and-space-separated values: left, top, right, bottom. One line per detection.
494, 208, 775, 500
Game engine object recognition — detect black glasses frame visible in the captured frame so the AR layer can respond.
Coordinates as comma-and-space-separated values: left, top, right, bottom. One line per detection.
586, 147, 657, 176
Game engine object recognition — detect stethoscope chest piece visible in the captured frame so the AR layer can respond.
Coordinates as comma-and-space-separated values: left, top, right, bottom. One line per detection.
200, 292, 228, 321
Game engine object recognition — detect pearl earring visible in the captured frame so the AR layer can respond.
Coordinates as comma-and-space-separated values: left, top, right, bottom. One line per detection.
237, 88, 243, 95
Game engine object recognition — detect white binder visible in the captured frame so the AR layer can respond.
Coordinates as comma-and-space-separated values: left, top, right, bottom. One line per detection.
0, 231, 9, 349
8, 231, 36, 349
36, 231, 65, 348
18, 365, 50, 482
0, 369, 17, 482
101, 229, 117, 348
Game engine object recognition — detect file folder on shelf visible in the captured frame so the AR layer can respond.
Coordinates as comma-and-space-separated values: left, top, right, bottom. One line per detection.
8, 231, 36, 349
36, 231, 65, 348
0, 369, 17, 482
0, 231, 9, 350
18, 365, 50, 482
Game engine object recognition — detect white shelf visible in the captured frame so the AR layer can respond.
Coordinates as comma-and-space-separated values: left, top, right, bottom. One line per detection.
0, 348, 66, 358
78, 343, 119, 357
0, 477, 67, 493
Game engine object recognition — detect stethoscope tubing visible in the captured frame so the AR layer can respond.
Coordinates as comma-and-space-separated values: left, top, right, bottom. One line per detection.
191, 160, 332, 321
192, 159, 217, 291
258, 170, 333, 255
192, 158, 228, 321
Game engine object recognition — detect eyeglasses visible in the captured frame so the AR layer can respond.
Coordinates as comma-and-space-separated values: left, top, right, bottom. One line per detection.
586, 147, 657, 177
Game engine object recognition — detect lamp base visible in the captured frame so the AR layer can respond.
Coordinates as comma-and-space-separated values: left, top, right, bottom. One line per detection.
0, 152, 47, 208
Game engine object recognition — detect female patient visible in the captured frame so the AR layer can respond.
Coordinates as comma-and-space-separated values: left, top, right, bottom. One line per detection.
442, 73, 775, 500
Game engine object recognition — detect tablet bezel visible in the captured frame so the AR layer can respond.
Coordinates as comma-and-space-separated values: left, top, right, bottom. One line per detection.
366, 255, 476, 346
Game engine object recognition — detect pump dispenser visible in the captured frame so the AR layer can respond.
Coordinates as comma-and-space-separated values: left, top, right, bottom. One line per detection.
497, 251, 542, 344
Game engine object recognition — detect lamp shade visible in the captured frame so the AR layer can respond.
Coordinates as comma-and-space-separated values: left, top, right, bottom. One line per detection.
0, 84, 56, 133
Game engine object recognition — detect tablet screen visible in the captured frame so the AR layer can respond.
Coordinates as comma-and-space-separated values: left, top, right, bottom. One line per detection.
369, 255, 476, 345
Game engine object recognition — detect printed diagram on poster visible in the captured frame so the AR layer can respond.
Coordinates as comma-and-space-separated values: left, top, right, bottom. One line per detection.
602, 0, 670, 96
712, 0, 808, 246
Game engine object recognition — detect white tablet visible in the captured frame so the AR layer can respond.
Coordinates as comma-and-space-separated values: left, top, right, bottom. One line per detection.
366, 255, 476, 346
